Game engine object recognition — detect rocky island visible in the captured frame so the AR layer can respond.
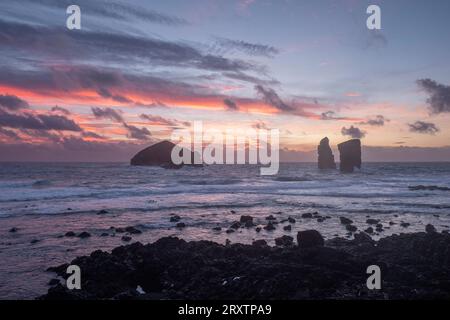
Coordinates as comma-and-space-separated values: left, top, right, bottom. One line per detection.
130, 140, 200, 169
338, 139, 362, 173
317, 137, 336, 169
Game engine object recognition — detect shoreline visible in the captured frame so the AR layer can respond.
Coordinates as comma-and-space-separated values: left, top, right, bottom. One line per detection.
40, 227, 450, 300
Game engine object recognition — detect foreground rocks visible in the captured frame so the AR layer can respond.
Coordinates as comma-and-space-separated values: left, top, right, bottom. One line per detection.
41, 230, 450, 300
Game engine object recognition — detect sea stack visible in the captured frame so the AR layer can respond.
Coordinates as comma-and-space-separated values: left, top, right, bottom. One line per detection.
317, 137, 336, 169
337, 139, 361, 173
130, 140, 200, 169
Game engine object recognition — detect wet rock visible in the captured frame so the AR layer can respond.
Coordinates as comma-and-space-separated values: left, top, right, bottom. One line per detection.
297, 230, 324, 248
301, 213, 313, 219
176, 223, 186, 229
255, 227, 261, 233
354, 232, 373, 244
230, 210, 236, 214
318, 137, 336, 169
252, 239, 267, 247
30, 239, 40, 244
288, 217, 296, 224
115, 228, 126, 233
400, 222, 410, 228
346, 225, 357, 232
65, 231, 76, 237
212, 226, 222, 231
275, 235, 294, 247
263, 222, 276, 231
283, 225, 292, 231
317, 217, 325, 223
9, 227, 19, 233
240, 215, 253, 224
100, 233, 109, 237
121, 236, 132, 242
425, 224, 437, 234
77, 232, 91, 239
265, 215, 277, 221
225, 229, 235, 234
96, 209, 109, 215
230, 221, 241, 229
366, 219, 380, 225
338, 139, 361, 173
340, 217, 353, 225
375, 224, 383, 232
170, 215, 181, 223
364, 227, 374, 234
125, 226, 142, 234
48, 279, 60, 286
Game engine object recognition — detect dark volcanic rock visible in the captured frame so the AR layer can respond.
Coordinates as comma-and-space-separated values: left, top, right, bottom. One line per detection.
337, 139, 361, 173
9, 227, 19, 233
252, 239, 267, 247
40, 232, 450, 300
426, 224, 437, 234
301, 213, 313, 219
346, 225, 357, 232
283, 225, 292, 231
239, 215, 253, 224
170, 215, 181, 223
77, 232, 91, 239
317, 137, 336, 169
297, 230, 324, 248
121, 236, 132, 242
125, 226, 142, 235
366, 219, 380, 225
176, 223, 186, 229
130, 140, 200, 168
263, 222, 276, 231
275, 235, 294, 247
340, 217, 353, 225
65, 231, 76, 237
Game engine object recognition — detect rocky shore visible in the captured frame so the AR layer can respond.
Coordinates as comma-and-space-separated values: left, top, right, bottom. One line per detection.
40, 227, 450, 300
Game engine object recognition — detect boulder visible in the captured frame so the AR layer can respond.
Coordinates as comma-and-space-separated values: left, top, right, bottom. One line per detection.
240, 215, 254, 224
340, 217, 353, 225
425, 224, 437, 234
337, 139, 361, 173
296, 230, 324, 248
130, 140, 201, 168
275, 235, 294, 247
77, 232, 91, 239
317, 137, 336, 169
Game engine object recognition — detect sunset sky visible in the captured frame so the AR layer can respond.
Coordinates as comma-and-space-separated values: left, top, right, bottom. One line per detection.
1, 0, 450, 162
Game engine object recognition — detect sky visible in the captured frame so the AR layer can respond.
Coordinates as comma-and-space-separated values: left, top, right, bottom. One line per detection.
1, 0, 450, 162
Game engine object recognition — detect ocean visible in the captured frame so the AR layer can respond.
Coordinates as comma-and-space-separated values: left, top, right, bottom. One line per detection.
1, 162, 450, 299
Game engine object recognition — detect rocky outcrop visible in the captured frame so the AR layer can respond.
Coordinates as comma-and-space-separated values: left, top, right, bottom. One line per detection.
317, 137, 336, 169
337, 139, 361, 173
41, 231, 450, 300
130, 140, 200, 168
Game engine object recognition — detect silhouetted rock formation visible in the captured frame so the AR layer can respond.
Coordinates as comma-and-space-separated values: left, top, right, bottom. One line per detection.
317, 137, 336, 169
130, 140, 200, 169
338, 139, 361, 173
